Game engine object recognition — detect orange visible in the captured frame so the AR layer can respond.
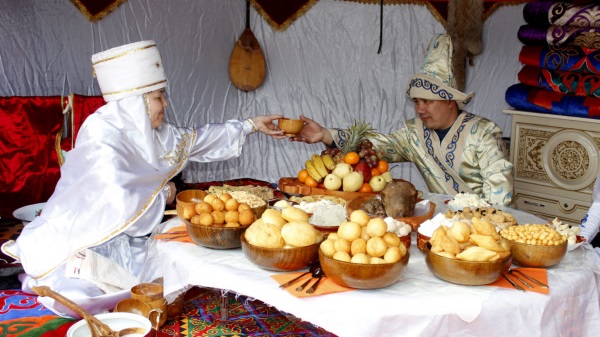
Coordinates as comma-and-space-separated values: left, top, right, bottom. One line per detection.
297, 169, 309, 183
371, 168, 381, 177
377, 160, 389, 173
358, 183, 373, 193
344, 152, 360, 165
304, 176, 319, 187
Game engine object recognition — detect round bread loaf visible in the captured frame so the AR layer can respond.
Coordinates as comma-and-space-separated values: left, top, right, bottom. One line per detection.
261, 209, 287, 229
281, 221, 319, 247
245, 221, 285, 248
281, 206, 309, 222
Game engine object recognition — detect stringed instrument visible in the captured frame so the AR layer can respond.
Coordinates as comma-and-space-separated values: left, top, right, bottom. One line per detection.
228, 0, 266, 91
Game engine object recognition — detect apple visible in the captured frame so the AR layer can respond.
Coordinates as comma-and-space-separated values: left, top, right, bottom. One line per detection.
369, 175, 387, 192
323, 173, 342, 191
343, 171, 364, 192
381, 171, 393, 183
332, 162, 353, 179
353, 161, 372, 183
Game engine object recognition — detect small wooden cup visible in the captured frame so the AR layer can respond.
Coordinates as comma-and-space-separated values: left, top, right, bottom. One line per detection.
131, 283, 163, 303
147, 297, 168, 328
114, 298, 152, 317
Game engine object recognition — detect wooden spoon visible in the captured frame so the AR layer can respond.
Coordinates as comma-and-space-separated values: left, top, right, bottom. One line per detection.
31, 286, 145, 337
228, 0, 266, 91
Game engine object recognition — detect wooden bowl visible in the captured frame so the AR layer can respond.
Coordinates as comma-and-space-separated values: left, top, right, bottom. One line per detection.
277, 117, 304, 136
130, 283, 163, 303
185, 220, 248, 249
319, 249, 410, 289
346, 195, 436, 231
176, 189, 208, 220
240, 233, 322, 271
417, 232, 430, 251
114, 298, 152, 317
508, 240, 567, 267
423, 242, 512, 285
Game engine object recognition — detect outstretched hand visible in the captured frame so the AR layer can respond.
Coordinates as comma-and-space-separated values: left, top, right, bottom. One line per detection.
252, 115, 287, 139
289, 115, 332, 145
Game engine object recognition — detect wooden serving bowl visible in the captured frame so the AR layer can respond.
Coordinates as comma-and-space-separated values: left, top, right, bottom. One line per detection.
114, 298, 152, 317
240, 233, 322, 271
185, 220, 248, 249
176, 189, 208, 220
277, 117, 304, 136
423, 242, 512, 285
319, 249, 409, 289
417, 232, 431, 251
346, 195, 436, 231
508, 240, 567, 267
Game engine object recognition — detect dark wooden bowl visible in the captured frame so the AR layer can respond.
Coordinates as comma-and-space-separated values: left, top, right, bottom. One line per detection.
240, 233, 322, 271
185, 220, 248, 249
318, 249, 410, 289
509, 240, 567, 267
423, 242, 512, 285
346, 195, 436, 231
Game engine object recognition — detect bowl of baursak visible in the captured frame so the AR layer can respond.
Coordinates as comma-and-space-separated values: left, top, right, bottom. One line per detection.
176, 190, 257, 249
422, 218, 512, 285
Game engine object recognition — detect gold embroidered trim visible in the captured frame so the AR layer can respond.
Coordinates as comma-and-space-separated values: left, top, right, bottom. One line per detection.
103, 79, 167, 97
252, 0, 319, 31
92, 43, 156, 66
33, 127, 196, 280
70, 0, 129, 22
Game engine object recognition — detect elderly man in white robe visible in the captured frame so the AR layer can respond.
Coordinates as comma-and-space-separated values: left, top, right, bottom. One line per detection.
1, 40, 285, 316
292, 34, 513, 206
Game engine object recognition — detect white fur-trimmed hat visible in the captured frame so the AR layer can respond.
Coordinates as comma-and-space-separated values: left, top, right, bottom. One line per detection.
92, 40, 167, 101
406, 34, 474, 110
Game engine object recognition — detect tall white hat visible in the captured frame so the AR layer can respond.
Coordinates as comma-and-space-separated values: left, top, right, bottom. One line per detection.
406, 34, 474, 110
92, 40, 167, 101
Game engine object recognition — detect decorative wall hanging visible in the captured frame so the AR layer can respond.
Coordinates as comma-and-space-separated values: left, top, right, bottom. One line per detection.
70, 0, 129, 21
252, 0, 319, 31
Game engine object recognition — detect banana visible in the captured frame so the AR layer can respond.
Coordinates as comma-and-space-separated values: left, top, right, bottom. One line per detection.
305, 160, 323, 182
321, 154, 336, 170
311, 154, 329, 177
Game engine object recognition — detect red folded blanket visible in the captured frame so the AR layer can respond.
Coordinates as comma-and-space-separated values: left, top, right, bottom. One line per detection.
518, 65, 600, 97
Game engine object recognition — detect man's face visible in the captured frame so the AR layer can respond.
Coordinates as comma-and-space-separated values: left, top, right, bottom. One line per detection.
412, 98, 458, 130
148, 89, 167, 129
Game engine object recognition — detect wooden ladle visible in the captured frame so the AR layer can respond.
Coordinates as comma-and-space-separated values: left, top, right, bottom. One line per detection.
31, 286, 146, 337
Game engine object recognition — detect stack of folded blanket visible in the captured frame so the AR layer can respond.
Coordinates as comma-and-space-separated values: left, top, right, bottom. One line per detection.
506, 0, 600, 118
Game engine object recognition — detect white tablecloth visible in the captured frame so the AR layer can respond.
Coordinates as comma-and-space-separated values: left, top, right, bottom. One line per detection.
152, 197, 600, 337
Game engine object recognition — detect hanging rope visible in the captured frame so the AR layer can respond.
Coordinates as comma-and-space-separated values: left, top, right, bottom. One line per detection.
377, 0, 383, 54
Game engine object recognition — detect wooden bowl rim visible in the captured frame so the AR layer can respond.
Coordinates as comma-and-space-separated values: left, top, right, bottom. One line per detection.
185, 218, 250, 231
318, 247, 410, 267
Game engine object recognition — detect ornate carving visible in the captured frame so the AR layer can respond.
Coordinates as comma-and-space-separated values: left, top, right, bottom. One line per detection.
516, 128, 552, 181
550, 141, 589, 180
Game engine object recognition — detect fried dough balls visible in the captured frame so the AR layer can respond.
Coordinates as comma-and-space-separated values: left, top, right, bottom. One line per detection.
182, 192, 253, 227
245, 222, 285, 248
319, 209, 408, 265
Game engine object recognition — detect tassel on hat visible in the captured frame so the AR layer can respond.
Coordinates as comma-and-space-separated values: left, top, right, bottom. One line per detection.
406, 34, 474, 110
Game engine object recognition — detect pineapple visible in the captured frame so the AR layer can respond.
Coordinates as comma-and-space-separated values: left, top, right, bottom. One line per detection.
339, 120, 375, 154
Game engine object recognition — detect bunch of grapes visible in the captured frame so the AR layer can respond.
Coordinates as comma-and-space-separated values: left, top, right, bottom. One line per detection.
358, 139, 379, 168
321, 147, 341, 156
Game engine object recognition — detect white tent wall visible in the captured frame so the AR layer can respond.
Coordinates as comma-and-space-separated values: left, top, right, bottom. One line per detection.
0, 0, 525, 193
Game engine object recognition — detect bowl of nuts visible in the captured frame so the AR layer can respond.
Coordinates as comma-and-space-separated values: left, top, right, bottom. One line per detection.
499, 224, 568, 268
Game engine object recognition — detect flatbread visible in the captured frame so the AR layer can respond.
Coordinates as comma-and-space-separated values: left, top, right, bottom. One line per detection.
289, 195, 346, 205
